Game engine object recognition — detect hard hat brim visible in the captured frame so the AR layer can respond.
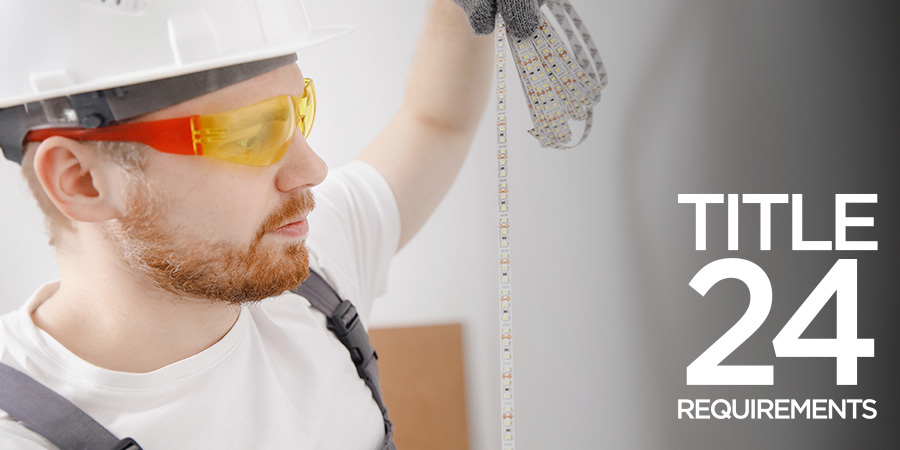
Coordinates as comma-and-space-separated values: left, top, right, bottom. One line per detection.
0, 25, 354, 109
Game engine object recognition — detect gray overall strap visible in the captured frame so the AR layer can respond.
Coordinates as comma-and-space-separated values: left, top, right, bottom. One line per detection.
292, 270, 397, 450
0, 362, 141, 450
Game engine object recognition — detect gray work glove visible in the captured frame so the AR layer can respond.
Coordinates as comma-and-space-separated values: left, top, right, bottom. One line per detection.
453, 0, 546, 39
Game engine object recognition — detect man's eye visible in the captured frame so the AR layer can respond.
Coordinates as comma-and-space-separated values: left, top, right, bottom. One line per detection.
235, 136, 258, 148
227, 124, 266, 149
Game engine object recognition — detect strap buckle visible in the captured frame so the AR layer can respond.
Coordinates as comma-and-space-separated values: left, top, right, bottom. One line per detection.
327, 300, 378, 378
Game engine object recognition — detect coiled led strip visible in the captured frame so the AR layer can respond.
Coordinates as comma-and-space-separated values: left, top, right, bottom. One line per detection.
495, 2, 605, 449
505, 0, 607, 150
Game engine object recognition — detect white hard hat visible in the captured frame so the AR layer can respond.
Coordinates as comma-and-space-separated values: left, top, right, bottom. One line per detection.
0, 0, 352, 108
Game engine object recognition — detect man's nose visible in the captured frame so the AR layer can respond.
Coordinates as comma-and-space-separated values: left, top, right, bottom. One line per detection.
275, 131, 328, 193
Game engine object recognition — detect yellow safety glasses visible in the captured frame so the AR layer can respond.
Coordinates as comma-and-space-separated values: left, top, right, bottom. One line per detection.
25, 78, 316, 166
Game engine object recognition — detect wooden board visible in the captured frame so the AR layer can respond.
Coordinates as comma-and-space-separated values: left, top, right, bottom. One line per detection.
368, 323, 470, 450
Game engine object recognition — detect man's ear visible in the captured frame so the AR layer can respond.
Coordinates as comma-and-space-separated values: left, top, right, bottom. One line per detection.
32, 137, 125, 223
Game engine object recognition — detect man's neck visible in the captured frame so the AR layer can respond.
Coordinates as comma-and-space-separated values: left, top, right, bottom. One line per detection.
31, 242, 240, 373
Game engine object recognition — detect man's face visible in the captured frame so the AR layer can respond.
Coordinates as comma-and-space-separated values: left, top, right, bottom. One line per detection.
104, 63, 327, 304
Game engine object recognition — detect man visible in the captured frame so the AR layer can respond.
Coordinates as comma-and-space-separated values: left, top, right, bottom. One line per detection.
0, 0, 541, 448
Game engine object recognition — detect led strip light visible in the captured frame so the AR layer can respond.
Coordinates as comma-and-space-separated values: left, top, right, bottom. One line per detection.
495, 2, 606, 448
494, 17, 515, 449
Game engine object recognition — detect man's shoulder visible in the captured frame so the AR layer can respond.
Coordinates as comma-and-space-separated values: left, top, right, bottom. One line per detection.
0, 418, 53, 449
0, 282, 58, 356
0, 307, 52, 450
0, 306, 29, 365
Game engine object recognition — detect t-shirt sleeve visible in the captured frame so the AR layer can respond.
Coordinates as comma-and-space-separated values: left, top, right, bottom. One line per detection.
305, 160, 400, 324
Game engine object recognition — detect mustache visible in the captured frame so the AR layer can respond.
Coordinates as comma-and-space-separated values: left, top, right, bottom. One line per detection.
255, 190, 316, 240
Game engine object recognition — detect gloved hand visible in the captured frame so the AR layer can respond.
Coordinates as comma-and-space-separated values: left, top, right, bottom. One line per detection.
452, 0, 546, 39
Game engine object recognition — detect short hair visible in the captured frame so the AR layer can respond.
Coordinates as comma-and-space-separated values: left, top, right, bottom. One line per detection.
21, 140, 150, 248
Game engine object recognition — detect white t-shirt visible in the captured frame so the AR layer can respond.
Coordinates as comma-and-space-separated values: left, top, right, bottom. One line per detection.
0, 161, 401, 450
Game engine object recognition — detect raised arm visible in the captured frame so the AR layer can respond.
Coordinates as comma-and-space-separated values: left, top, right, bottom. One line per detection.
355, 0, 494, 250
